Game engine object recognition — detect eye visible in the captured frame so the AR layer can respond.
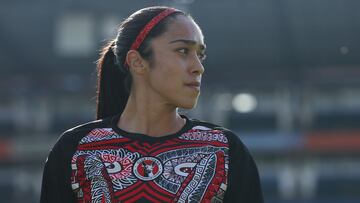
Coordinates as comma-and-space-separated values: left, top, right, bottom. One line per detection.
177, 48, 189, 55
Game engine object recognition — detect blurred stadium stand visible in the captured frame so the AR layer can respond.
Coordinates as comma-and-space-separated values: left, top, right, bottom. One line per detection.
1, 0, 360, 202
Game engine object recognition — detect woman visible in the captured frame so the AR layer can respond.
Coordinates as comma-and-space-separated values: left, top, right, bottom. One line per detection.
41, 6, 263, 203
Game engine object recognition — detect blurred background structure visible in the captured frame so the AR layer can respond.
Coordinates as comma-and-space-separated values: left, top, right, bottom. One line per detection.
1, 0, 360, 202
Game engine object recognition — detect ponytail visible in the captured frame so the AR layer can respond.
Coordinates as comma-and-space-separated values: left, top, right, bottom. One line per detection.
96, 41, 129, 120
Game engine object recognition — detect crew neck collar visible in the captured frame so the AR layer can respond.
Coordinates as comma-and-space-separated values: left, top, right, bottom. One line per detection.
110, 114, 193, 141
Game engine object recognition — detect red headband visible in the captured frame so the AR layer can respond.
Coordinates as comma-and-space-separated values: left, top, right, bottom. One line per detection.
124, 8, 178, 66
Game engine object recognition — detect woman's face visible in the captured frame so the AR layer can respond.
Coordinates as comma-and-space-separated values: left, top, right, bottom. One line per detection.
146, 15, 206, 109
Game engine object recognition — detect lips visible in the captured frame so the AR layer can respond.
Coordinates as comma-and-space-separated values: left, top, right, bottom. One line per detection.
184, 81, 201, 91
184, 81, 201, 87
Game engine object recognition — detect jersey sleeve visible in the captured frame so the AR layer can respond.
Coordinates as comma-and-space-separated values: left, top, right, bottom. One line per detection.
224, 131, 264, 203
40, 132, 77, 203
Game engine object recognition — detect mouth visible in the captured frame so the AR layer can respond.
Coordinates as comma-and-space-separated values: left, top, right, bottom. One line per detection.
184, 81, 201, 91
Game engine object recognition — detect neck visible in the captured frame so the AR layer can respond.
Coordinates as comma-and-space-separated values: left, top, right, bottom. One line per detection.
118, 88, 185, 137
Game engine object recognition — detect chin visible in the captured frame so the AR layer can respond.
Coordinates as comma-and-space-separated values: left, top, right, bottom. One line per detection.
178, 100, 198, 109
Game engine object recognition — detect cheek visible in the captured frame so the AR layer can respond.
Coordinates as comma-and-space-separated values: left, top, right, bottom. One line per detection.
151, 57, 185, 88
149, 67, 199, 108
151, 68, 182, 92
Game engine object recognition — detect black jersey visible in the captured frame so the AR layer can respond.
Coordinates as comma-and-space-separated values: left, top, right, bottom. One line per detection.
40, 114, 263, 203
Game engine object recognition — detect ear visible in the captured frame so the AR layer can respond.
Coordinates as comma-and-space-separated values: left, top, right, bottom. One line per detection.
125, 50, 149, 74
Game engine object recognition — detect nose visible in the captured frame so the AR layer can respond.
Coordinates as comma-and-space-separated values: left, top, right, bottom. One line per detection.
190, 54, 205, 75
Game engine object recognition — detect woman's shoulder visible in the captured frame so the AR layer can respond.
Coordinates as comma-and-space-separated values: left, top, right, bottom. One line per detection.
187, 117, 244, 145
54, 116, 114, 148
45, 116, 115, 161
64, 117, 111, 135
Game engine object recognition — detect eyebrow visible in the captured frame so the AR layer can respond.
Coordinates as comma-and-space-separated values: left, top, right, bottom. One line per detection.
169, 39, 206, 50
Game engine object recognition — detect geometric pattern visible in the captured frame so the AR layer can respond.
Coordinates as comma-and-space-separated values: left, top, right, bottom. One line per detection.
71, 126, 229, 202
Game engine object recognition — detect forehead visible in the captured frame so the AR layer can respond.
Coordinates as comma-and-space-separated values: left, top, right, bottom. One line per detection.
157, 15, 204, 44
